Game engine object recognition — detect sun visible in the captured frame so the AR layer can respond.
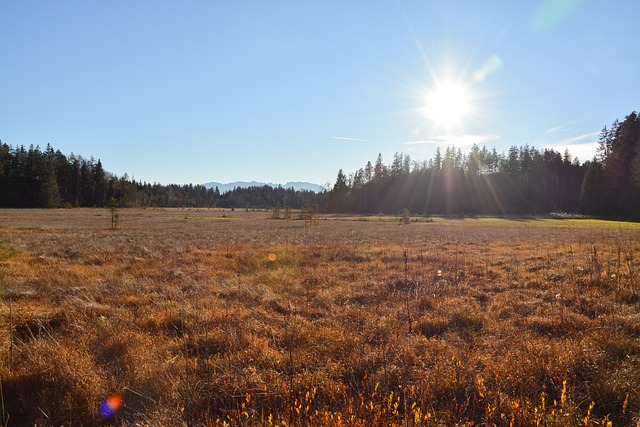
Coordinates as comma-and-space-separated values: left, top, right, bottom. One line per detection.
422, 81, 471, 128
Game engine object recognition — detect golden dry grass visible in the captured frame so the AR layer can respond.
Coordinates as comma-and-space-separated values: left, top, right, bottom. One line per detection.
1, 208, 639, 426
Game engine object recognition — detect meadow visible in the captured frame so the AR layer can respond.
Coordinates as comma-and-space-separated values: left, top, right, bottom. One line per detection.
1, 208, 639, 426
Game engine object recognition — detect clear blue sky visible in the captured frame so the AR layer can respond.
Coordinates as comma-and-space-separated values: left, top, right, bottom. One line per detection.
1, 1, 638, 186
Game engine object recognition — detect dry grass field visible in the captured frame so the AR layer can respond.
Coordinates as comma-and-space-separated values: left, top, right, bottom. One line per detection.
1, 208, 639, 426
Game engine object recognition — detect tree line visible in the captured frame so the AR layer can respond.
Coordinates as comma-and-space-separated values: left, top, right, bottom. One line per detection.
0, 143, 223, 208
0, 142, 322, 209
2, 111, 638, 218
217, 185, 324, 210
328, 111, 640, 220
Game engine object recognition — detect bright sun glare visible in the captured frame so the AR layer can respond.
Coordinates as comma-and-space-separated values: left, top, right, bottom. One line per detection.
422, 81, 471, 128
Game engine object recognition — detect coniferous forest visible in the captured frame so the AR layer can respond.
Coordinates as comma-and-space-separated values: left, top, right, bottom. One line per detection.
0, 143, 321, 210
1, 111, 639, 219
329, 111, 640, 220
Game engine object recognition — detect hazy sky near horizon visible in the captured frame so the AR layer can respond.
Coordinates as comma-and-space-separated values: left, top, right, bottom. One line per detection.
2, 1, 638, 186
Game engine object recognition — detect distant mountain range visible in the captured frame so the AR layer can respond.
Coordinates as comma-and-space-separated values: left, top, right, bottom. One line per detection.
203, 181, 324, 194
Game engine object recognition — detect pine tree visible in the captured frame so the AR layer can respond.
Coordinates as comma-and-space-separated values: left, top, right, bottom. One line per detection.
466, 144, 481, 176
329, 169, 350, 212
93, 159, 107, 207
364, 161, 373, 183
41, 144, 60, 207
602, 112, 640, 216
503, 146, 520, 175
391, 152, 403, 177
580, 160, 605, 215
0, 143, 10, 207
403, 154, 412, 174
433, 147, 442, 171
374, 153, 385, 180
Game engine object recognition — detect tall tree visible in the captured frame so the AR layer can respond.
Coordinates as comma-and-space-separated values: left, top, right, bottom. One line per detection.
93, 159, 107, 207
580, 160, 605, 215
604, 112, 640, 216
374, 153, 385, 180
466, 144, 482, 176
329, 169, 350, 212
364, 161, 373, 183
433, 147, 442, 171
391, 152, 403, 177
41, 144, 60, 207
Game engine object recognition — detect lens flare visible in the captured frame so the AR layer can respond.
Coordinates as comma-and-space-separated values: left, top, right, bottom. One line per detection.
473, 55, 503, 82
99, 394, 123, 418
531, 0, 585, 32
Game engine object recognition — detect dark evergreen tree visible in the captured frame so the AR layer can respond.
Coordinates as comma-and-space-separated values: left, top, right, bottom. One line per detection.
374, 153, 385, 180
364, 161, 373, 183
580, 160, 605, 215
93, 160, 108, 207
0, 142, 10, 206
604, 112, 640, 217
41, 144, 60, 208
580, 112, 640, 218
466, 144, 482, 176
329, 169, 350, 212
391, 152, 403, 177
433, 147, 442, 171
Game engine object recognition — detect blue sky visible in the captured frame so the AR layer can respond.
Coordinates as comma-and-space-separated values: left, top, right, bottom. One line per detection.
1, 1, 638, 186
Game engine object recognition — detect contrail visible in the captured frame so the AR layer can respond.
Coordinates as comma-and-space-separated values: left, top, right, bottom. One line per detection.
331, 136, 368, 142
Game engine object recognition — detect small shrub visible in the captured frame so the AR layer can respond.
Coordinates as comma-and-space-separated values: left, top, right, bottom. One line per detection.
108, 197, 120, 229
400, 208, 411, 224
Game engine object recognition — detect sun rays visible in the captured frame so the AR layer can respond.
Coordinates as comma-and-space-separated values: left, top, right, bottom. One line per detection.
422, 80, 472, 129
